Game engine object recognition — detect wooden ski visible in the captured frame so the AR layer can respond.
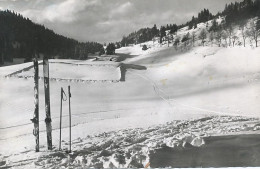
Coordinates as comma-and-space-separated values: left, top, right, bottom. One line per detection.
31, 59, 39, 152
43, 57, 52, 150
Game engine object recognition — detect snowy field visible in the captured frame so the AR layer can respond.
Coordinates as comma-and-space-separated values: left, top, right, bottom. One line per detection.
1, 17, 260, 167
1, 43, 260, 168
6, 60, 122, 82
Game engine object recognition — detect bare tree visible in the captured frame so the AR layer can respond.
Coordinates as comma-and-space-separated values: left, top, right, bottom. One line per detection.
209, 32, 214, 46
239, 20, 248, 47
186, 32, 191, 46
232, 35, 239, 47
181, 32, 191, 51
166, 34, 173, 47
215, 31, 222, 47
221, 30, 228, 47
169, 34, 173, 46
247, 20, 259, 47
152, 37, 156, 45
174, 37, 180, 50
192, 31, 196, 47
227, 25, 233, 46
199, 29, 207, 46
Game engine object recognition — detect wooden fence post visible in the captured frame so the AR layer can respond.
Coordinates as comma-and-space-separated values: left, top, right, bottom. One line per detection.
31, 59, 39, 152
43, 57, 52, 150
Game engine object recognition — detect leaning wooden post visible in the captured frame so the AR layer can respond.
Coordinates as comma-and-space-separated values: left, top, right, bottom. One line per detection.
31, 59, 39, 152
43, 57, 52, 150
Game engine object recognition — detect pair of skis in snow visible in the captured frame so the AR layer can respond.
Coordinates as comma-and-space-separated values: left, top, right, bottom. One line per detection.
59, 86, 72, 153
31, 58, 52, 152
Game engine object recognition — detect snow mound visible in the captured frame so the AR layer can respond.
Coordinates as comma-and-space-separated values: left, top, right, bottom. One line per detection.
2, 116, 259, 168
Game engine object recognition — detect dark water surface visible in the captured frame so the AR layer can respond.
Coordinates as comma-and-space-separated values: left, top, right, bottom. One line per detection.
150, 134, 260, 168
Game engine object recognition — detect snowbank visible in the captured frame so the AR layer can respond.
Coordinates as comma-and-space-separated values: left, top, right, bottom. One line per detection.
1, 116, 260, 168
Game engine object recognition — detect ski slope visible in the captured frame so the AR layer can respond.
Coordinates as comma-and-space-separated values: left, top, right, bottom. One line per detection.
0, 18, 260, 167
1, 45, 260, 155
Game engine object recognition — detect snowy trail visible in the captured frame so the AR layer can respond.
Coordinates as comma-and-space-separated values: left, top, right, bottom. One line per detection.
127, 69, 245, 119
127, 70, 174, 112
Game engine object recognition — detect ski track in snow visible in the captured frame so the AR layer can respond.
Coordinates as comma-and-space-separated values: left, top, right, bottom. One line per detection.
127, 70, 174, 112
127, 69, 250, 118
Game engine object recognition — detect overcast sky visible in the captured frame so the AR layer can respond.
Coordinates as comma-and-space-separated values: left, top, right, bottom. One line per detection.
0, 0, 242, 43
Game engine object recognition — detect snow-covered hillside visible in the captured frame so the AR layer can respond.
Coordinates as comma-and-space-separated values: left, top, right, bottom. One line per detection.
1, 17, 260, 168
1, 43, 260, 167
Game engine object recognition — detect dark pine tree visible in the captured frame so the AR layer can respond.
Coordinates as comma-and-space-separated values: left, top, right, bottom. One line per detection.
0, 10, 103, 64
106, 43, 116, 55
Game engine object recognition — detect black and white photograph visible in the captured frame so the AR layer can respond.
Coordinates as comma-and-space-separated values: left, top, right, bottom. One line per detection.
0, 0, 260, 168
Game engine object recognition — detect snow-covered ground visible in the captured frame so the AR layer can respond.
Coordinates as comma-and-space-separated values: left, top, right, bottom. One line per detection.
2, 116, 260, 168
1, 44, 260, 168
14, 60, 121, 82
1, 19, 260, 167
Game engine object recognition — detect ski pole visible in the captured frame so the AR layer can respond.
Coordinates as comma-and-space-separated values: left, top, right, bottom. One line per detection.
59, 87, 67, 151
59, 87, 63, 151
68, 86, 72, 153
